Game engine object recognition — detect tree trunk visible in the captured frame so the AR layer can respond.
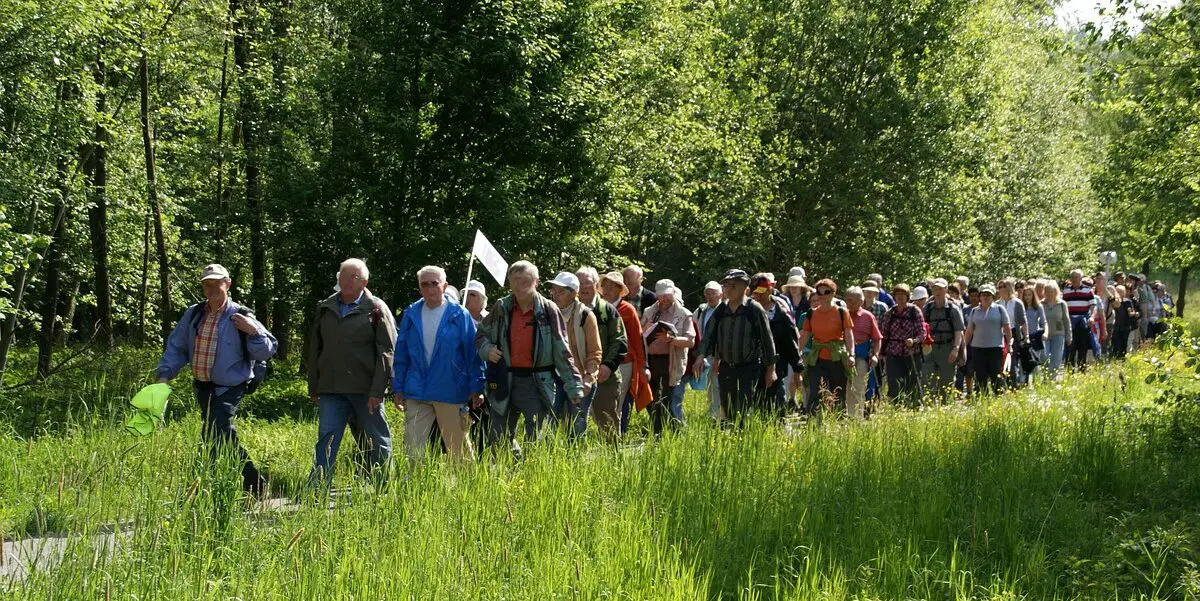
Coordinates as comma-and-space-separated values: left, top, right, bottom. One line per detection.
138, 214, 150, 340
37, 152, 73, 378
57, 281, 80, 346
231, 0, 268, 320
271, 263, 291, 360
0, 179, 42, 386
214, 14, 231, 265
85, 51, 114, 352
1142, 258, 1152, 279
140, 48, 172, 340
1178, 265, 1189, 318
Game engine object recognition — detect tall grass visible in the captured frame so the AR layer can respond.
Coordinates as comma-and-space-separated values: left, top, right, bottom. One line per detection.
3, 354, 1200, 599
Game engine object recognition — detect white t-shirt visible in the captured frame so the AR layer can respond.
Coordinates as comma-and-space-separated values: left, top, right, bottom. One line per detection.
421, 302, 447, 364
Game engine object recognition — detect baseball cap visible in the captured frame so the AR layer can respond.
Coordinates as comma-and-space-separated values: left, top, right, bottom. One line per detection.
655, 279, 676, 295
200, 264, 229, 281
548, 272, 580, 292
704, 281, 721, 292
721, 269, 750, 284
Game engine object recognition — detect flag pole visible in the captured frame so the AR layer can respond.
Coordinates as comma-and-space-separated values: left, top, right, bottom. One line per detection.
465, 250, 476, 295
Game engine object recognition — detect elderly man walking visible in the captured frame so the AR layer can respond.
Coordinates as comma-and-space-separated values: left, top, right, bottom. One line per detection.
306, 259, 397, 484
392, 266, 484, 463
923, 278, 964, 400
476, 261, 585, 448
599, 271, 652, 435
547, 272, 602, 439
577, 267, 629, 441
693, 269, 776, 425
622, 265, 657, 313
641, 280, 695, 435
157, 264, 278, 494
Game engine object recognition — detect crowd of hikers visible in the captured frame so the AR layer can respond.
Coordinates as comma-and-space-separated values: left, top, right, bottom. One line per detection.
153, 260, 1178, 493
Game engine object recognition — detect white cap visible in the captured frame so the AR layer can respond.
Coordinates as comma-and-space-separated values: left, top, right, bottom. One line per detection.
548, 272, 580, 292
911, 286, 929, 301
200, 263, 230, 281
704, 281, 721, 292
655, 279, 675, 295
466, 280, 486, 297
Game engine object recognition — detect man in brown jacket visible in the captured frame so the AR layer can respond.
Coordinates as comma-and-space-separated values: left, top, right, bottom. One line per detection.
306, 258, 398, 486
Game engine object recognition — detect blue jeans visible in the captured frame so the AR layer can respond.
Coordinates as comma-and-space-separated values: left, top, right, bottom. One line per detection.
1047, 334, 1066, 375
670, 375, 690, 424
311, 394, 392, 485
554, 384, 598, 439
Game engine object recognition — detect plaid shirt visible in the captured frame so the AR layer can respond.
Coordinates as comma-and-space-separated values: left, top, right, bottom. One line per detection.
192, 303, 225, 382
879, 304, 925, 357
869, 299, 888, 323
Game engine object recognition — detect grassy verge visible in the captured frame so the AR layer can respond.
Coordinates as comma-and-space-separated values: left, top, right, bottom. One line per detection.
2, 348, 1200, 599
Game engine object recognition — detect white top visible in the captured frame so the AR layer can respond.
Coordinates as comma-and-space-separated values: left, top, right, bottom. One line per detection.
421, 302, 447, 364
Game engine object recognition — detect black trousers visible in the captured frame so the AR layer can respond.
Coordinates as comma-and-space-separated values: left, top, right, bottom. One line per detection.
647, 354, 675, 435
971, 347, 1004, 396
718, 362, 764, 425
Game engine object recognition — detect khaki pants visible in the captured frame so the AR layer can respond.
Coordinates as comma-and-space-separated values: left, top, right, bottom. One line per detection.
405, 400, 473, 463
591, 373, 622, 442
847, 358, 871, 419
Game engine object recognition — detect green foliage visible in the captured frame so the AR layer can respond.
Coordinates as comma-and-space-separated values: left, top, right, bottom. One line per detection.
1089, 1, 1200, 273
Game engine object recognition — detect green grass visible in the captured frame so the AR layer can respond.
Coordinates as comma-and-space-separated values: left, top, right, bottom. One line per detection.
3, 351, 1200, 599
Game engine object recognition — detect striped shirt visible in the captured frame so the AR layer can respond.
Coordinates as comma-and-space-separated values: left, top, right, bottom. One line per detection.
192, 303, 225, 382
1062, 285, 1097, 317
696, 299, 777, 366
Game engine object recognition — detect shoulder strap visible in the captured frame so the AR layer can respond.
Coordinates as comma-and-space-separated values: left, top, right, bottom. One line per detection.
188, 303, 205, 331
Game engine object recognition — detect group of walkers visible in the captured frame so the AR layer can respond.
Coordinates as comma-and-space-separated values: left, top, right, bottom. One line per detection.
153, 259, 1177, 493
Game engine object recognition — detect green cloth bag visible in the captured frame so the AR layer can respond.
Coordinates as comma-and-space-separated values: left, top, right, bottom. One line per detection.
125, 383, 171, 436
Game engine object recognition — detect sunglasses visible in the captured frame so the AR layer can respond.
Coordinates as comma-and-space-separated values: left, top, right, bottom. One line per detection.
815, 288, 833, 296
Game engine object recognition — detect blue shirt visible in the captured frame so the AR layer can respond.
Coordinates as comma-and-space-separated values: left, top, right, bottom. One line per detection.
156, 301, 278, 394
337, 291, 364, 317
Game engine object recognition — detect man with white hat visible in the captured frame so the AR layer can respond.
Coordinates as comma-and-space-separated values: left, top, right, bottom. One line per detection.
548, 272, 603, 440
639, 280, 695, 434
923, 278, 964, 399
156, 263, 278, 495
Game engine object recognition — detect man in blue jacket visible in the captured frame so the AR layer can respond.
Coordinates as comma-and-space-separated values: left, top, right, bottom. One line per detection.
156, 264, 278, 494
393, 265, 485, 464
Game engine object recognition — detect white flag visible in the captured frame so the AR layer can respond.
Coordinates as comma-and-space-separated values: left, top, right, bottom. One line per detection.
472, 230, 509, 287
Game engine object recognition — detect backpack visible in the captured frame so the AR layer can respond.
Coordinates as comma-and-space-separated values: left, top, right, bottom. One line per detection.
189, 302, 273, 394
923, 302, 959, 344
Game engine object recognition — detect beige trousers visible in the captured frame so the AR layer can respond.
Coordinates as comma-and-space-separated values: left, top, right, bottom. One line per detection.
405, 400, 473, 463
846, 358, 871, 419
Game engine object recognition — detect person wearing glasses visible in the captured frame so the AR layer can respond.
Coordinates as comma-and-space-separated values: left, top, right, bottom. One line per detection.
306, 258, 397, 485
796, 279, 855, 415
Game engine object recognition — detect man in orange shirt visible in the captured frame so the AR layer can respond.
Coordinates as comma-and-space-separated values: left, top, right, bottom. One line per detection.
796, 278, 855, 414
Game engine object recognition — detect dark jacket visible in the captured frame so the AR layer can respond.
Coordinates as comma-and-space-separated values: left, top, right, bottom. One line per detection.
307, 292, 397, 398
